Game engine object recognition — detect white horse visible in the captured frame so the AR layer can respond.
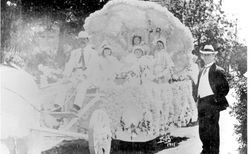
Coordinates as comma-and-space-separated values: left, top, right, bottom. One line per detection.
1, 64, 41, 154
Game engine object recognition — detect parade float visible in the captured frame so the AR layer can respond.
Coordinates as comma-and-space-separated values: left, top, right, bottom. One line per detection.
1, 0, 198, 154
81, 1, 197, 153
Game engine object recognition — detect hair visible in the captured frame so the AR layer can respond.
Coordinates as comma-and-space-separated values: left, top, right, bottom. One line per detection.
132, 35, 142, 46
156, 40, 165, 47
102, 47, 112, 57
133, 48, 144, 55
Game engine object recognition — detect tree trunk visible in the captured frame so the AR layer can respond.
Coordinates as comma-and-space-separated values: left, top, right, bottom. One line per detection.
55, 21, 67, 68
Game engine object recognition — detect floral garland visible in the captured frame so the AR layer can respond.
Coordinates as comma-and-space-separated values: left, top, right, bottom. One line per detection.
97, 78, 197, 136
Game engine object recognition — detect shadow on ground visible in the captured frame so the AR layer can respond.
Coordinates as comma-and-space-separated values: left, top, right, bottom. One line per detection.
42, 136, 188, 154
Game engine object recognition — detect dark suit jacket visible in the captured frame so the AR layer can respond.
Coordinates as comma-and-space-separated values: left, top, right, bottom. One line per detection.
197, 63, 229, 111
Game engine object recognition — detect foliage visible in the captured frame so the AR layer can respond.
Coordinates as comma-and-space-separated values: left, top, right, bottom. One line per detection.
1, 0, 109, 64
232, 76, 247, 150
229, 43, 247, 75
151, 0, 247, 151
229, 44, 247, 152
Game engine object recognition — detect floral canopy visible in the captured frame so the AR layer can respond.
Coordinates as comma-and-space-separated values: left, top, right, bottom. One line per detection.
84, 0, 194, 70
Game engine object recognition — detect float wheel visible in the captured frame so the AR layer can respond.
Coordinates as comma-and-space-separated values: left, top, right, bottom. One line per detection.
88, 109, 112, 154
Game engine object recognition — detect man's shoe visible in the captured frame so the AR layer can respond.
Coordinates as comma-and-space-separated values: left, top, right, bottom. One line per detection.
52, 104, 62, 112
70, 104, 81, 113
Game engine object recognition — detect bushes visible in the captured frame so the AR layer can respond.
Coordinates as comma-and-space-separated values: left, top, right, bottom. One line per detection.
231, 75, 247, 153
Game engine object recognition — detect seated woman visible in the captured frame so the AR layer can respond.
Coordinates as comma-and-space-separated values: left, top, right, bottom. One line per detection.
151, 39, 175, 130
128, 34, 150, 54
152, 27, 162, 46
72, 44, 125, 111
130, 35, 143, 52
97, 45, 123, 88
152, 39, 174, 83
122, 46, 153, 85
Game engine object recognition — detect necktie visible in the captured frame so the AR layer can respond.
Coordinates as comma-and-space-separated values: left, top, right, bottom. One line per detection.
202, 66, 209, 76
79, 50, 85, 68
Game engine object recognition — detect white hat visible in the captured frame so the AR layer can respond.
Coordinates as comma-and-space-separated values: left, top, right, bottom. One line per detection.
102, 44, 112, 51
200, 45, 218, 54
77, 31, 91, 39
154, 37, 166, 46
100, 41, 112, 51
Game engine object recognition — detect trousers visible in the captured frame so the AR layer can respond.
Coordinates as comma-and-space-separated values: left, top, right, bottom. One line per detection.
198, 95, 220, 154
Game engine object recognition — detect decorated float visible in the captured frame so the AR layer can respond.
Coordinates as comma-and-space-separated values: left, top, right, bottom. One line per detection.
1, 0, 198, 154
82, 1, 197, 152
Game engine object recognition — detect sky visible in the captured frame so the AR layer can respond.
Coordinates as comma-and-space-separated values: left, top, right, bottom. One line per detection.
221, 0, 249, 44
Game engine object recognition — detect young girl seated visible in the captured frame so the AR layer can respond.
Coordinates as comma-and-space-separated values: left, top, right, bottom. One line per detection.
122, 46, 153, 85
152, 39, 174, 83
129, 35, 143, 52
98, 45, 123, 88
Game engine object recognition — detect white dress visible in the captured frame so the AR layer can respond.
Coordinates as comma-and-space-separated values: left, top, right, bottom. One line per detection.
98, 56, 123, 88
153, 49, 174, 80
152, 50, 175, 129
122, 54, 145, 85
122, 53, 137, 69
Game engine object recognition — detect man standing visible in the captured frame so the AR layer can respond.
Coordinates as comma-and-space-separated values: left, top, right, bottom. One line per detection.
197, 45, 229, 154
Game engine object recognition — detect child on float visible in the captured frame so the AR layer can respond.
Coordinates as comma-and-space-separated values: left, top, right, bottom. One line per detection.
97, 44, 123, 89
130, 47, 167, 132
153, 39, 174, 80
128, 34, 150, 55
151, 38, 175, 132
123, 47, 144, 84
122, 46, 153, 85
151, 39, 171, 99
72, 43, 125, 111
170, 53, 198, 125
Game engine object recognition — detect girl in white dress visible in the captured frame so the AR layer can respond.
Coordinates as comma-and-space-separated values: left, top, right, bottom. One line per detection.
130, 35, 143, 52
152, 39, 175, 132
98, 45, 123, 88
153, 39, 174, 81
128, 34, 150, 55
123, 46, 153, 85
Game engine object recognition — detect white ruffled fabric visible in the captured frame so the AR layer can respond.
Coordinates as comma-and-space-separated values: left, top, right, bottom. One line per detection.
97, 78, 197, 134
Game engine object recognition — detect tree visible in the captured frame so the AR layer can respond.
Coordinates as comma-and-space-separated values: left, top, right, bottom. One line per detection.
19, 0, 109, 66
151, 0, 247, 151
1, 0, 109, 65
230, 43, 247, 153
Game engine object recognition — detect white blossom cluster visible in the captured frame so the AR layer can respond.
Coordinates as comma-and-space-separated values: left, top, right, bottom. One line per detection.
96, 79, 197, 136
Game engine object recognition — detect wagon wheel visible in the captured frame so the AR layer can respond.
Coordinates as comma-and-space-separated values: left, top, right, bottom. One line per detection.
88, 109, 112, 154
